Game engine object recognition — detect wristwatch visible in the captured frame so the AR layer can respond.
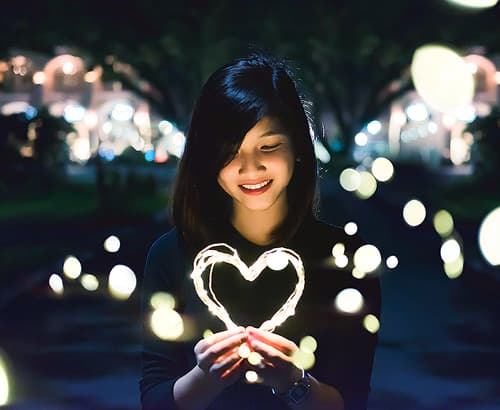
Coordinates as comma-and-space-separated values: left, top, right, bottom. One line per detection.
272, 368, 312, 405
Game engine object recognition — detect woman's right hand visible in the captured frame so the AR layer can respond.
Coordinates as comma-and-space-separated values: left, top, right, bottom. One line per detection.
193, 327, 248, 386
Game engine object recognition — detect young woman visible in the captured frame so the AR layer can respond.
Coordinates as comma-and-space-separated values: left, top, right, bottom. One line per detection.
140, 55, 381, 410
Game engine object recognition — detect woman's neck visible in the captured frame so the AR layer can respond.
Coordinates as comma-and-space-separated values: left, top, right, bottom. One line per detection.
231, 202, 288, 246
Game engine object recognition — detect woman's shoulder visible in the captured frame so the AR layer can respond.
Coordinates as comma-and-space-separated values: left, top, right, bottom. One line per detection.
146, 227, 184, 264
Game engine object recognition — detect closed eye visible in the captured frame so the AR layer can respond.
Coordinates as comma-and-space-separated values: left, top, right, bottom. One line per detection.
261, 144, 281, 151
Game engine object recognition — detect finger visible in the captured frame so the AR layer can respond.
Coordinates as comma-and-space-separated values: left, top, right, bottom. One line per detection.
199, 332, 248, 365
249, 339, 291, 367
195, 327, 245, 355
246, 327, 297, 355
220, 358, 245, 379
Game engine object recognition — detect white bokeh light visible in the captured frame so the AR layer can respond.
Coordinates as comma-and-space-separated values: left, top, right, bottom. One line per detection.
0, 354, 9, 405
151, 307, 184, 340
266, 251, 289, 271
339, 168, 361, 192
334, 288, 364, 314
80, 274, 99, 291
403, 199, 426, 227
354, 245, 382, 274
49, 273, 64, 295
344, 222, 358, 236
371, 157, 394, 182
108, 264, 137, 299
478, 207, 500, 266
63, 256, 82, 279
440, 239, 461, 263
104, 235, 121, 253
386, 255, 399, 269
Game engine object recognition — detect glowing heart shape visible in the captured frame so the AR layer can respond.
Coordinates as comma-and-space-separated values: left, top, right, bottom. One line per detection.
191, 243, 305, 332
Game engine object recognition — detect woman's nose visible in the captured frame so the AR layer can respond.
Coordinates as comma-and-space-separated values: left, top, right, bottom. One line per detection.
237, 152, 265, 175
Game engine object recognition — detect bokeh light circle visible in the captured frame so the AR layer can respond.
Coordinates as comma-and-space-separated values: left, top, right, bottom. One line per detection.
371, 157, 394, 182
433, 210, 454, 237
108, 264, 137, 299
444, 254, 464, 279
80, 274, 99, 291
63, 255, 82, 279
331, 243, 345, 258
478, 207, 500, 265
403, 199, 426, 227
150, 292, 176, 310
411, 45, 474, 113
151, 307, 184, 340
344, 222, 358, 236
386, 255, 399, 269
49, 273, 64, 295
334, 288, 364, 314
339, 168, 361, 192
299, 336, 318, 354
266, 251, 289, 271
0, 354, 9, 405
292, 349, 315, 370
354, 245, 382, 274
363, 314, 380, 334
104, 235, 121, 253
440, 239, 461, 263
355, 171, 377, 199
245, 370, 259, 383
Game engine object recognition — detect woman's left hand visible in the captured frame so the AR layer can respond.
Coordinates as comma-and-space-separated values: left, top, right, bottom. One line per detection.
245, 326, 302, 393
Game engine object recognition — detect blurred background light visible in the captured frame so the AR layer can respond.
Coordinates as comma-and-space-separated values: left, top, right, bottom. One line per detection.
363, 314, 380, 334
344, 222, 358, 236
354, 132, 368, 146
103, 235, 121, 253
108, 264, 137, 299
292, 348, 315, 370
245, 370, 259, 383
299, 336, 318, 354
371, 157, 394, 182
334, 288, 364, 314
150, 292, 176, 310
354, 244, 382, 274
80, 274, 99, 291
405, 102, 429, 122
110, 103, 134, 122
403, 199, 426, 227
411, 45, 474, 113
63, 103, 86, 123
32, 71, 45, 85
440, 239, 461, 263
478, 207, 500, 266
63, 255, 82, 279
151, 307, 184, 340
331, 243, 345, 258
366, 120, 382, 135
444, 254, 464, 279
0, 353, 9, 405
158, 120, 174, 134
433, 210, 455, 237
386, 255, 399, 269
266, 251, 289, 271
355, 171, 377, 199
49, 273, 64, 295
335, 254, 349, 268
339, 168, 361, 192
445, 0, 498, 8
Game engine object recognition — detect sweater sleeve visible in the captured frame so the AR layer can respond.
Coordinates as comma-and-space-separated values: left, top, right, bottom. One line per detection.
139, 229, 192, 410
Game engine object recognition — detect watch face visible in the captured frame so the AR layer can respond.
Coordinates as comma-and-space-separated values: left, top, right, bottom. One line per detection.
290, 383, 309, 401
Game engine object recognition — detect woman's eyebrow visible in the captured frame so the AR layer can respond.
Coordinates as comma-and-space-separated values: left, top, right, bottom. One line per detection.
258, 129, 286, 138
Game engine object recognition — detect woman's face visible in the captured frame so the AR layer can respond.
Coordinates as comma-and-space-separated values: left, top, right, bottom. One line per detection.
217, 116, 295, 218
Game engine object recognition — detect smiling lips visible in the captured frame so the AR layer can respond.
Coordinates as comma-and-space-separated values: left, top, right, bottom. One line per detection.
239, 179, 273, 195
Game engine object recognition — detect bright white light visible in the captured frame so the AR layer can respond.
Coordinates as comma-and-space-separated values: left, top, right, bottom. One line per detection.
158, 120, 174, 134
111, 103, 134, 122
371, 157, 394, 182
339, 168, 361, 192
248, 351, 264, 365
266, 251, 289, 271
104, 235, 121, 253
313, 140, 331, 163
72, 137, 91, 161
331, 243, 345, 258
450, 136, 470, 165
167, 132, 186, 158
108, 264, 137, 299
238, 343, 251, 358
445, 0, 498, 8
478, 207, 500, 265
101, 121, 113, 134
291, 349, 315, 370
386, 255, 399, 269
354, 245, 382, 274
1, 101, 33, 116
151, 307, 184, 340
405, 103, 429, 122
411, 45, 474, 113
245, 370, 259, 383
150, 292, 176, 310
403, 199, 426, 227
428, 121, 438, 134
49, 273, 64, 295
84, 111, 98, 129
63, 104, 86, 123
440, 239, 461, 263
355, 171, 377, 199
62, 61, 76, 75
344, 222, 358, 236
455, 105, 476, 123
63, 256, 82, 279
299, 336, 318, 353
33, 71, 45, 85
0, 355, 9, 405
366, 120, 382, 135
335, 254, 349, 268
335, 288, 364, 314
80, 274, 99, 291
354, 132, 368, 146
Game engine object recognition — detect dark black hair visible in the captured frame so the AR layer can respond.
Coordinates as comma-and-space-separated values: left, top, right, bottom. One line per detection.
173, 54, 318, 248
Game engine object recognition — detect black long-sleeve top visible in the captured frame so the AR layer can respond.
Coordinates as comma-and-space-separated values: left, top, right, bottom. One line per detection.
140, 217, 381, 410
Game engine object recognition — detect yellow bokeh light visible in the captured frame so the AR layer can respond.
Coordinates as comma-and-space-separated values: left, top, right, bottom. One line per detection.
363, 314, 380, 334
0, 354, 9, 405
371, 157, 394, 182
63, 255, 82, 279
103, 235, 121, 253
440, 239, 461, 263
354, 132, 368, 146
49, 273, 64, 295
108, 264, 137, 300
433, 210, 454, 237
386, 255, 399, 269
444, 254, 464, 279
352, 267, 366, 279
355, 171, 377, 200
334, 288, 364, 314
331, 243, 345, 258
354, 245, 382, 274
403, 199, 426, 227
299, 336, 318, 354
248, 351, 264, 366
151, 307, 184, 340
335, 254, 349, 268
203, 329, 214, 340
292, 349, 315, 370
478, 207, 500, 266
238, 343, 251, 359
344, 222, 358, 236
411, 45, 474, 113
245, 370, 259, 383
266, 251, 289, 271
339, 168, 361, 192
150, 292, 176, 310
80, 274, 99, 291
32, 71, 45, 85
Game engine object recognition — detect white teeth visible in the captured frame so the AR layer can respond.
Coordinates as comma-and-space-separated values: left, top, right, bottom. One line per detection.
241, 180, 271, 190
